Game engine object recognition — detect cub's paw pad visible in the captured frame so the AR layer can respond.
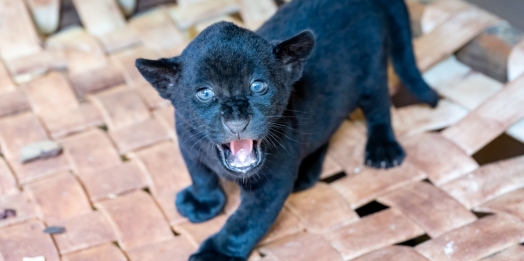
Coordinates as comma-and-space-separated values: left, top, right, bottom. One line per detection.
176, 186, 225, 223
190, 250, 245, 261
365, 140, 405, 169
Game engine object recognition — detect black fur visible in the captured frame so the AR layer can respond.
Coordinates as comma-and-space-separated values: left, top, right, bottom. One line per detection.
135, 0, 438, 259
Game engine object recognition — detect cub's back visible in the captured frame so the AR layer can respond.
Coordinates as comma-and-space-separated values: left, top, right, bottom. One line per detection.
257, 0, 391, 147
257, 0, 388, 62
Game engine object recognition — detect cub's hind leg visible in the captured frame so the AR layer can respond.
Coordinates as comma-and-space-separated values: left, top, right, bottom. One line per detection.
293, 143, 329, 192
359, 61, 405, 168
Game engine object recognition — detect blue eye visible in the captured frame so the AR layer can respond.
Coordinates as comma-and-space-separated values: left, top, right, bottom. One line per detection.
251, 81, 268, 94
196, 88, 214, 101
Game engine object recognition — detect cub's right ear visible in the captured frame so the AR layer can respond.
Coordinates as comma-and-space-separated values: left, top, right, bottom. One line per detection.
135, 57, 180, 100
273, 30, 315, 83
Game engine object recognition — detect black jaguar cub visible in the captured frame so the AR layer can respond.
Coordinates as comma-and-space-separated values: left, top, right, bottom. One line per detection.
136, 0, 438, 259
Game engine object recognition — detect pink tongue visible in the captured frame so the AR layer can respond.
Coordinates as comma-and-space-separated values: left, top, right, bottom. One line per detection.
230, 139, 253, 156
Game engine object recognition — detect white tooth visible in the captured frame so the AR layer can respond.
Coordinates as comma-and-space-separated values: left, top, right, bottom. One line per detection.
237, 149, 248, 163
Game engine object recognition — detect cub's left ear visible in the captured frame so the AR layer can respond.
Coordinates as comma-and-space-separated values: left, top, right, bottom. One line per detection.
273, 30, 315, 82
135, 57, 180, 100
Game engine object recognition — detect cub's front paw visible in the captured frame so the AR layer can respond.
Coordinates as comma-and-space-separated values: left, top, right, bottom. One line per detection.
189, 250, 245, 261
176, 186, 225, 223
365, 140, 405, 169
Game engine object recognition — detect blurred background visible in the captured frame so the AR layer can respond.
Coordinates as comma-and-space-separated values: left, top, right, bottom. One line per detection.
467, 0, 524, 30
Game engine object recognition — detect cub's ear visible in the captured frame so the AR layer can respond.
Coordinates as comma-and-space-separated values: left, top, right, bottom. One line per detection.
135, 57, 180, 100
273, 30, 315, 82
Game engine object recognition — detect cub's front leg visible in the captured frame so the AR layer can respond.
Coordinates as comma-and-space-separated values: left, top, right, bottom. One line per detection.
176, 147, 226, 223
360, 70, 406, 169
190, 165, 297, 261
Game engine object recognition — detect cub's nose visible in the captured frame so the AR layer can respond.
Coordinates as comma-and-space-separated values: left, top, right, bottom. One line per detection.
222, 119, 249, 134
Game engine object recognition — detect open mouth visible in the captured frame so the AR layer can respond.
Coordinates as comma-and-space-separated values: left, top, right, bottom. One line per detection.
217, 139, 262, 173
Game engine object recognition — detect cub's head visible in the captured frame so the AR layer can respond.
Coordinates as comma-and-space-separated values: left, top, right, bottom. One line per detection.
136, 22, 314, 177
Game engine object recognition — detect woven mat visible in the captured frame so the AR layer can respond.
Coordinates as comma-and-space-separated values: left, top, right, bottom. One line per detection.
1, 0, 524, 260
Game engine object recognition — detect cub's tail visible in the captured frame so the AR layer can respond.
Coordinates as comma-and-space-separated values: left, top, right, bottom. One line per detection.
376, 0, 439, 107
